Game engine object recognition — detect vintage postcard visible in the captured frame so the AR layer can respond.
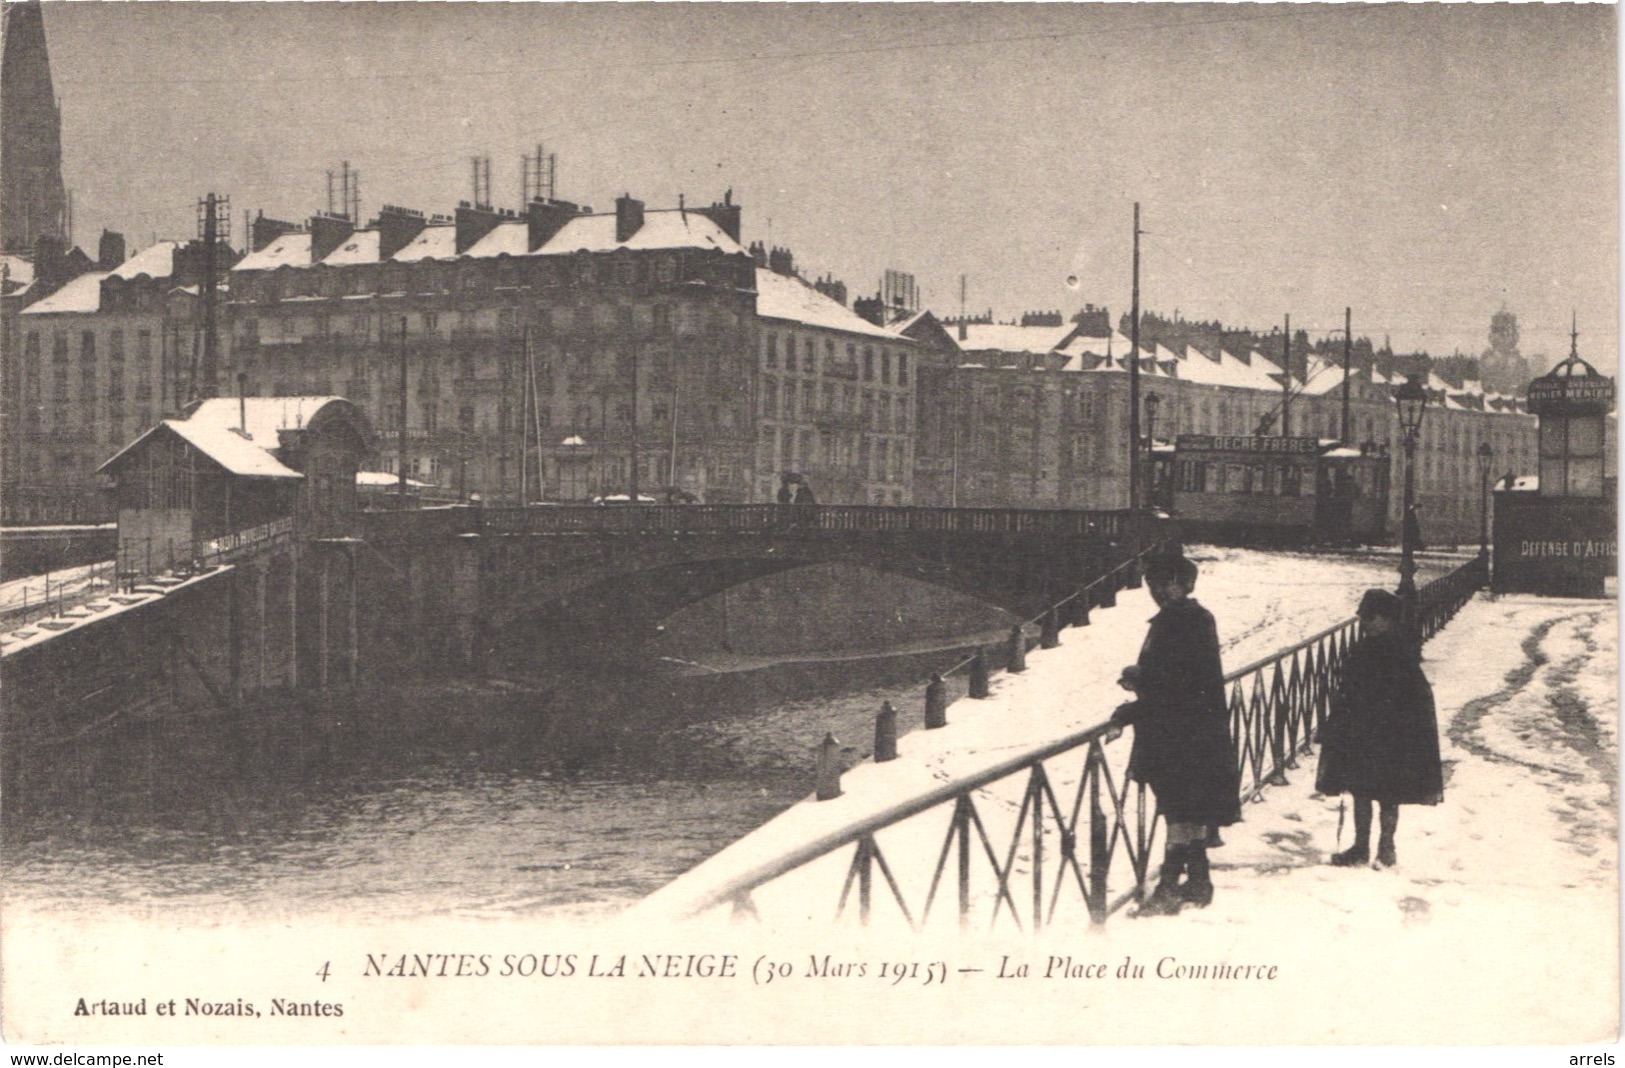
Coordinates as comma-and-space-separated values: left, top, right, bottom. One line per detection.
0, 1, 1617, 1058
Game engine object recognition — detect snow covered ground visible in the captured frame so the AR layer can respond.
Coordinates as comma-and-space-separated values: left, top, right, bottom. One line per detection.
5, 548, 1613, 1049
632, 548, 1617, 1044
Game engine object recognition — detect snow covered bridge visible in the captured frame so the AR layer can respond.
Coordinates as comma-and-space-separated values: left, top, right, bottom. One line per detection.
359, 503, 1167, 664
633, 548, 1507, 931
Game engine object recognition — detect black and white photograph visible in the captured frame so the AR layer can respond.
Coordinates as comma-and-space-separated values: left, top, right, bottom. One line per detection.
0, 0, 1617, 1057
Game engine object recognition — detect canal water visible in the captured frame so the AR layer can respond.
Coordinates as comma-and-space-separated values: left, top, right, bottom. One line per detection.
1, 642, 987, 924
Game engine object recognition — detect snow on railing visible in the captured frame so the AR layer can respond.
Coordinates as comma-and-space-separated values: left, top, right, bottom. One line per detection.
2, 517, 298, 647
641, 551, 1489, 930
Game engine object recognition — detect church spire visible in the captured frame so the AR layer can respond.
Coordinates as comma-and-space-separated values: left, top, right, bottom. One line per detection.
1, 0, 69, 254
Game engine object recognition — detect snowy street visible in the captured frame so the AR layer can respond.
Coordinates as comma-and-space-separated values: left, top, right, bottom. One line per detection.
634, 548, 1617, 1043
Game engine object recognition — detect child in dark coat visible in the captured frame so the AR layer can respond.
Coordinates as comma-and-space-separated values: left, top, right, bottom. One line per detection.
1111, 552, 1241, 915
1315, 588, 1443, 869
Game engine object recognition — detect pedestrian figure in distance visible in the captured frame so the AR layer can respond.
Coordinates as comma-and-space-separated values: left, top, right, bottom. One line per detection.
1110, 552, 1241, 916
1315, 588, 1442, 870
776, 475, 794, 506
792, 480, 817, 528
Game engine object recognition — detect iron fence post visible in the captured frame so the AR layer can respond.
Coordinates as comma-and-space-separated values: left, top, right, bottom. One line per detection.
1007, 625, 1026, 673
1029, 768, 1045, 931
955, 795, 972, 930
1088, 748, 1109, 924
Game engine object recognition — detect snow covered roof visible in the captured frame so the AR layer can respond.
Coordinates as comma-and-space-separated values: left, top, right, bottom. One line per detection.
100, 397, 347, 479
357, 471, 430, 488
1298, 356, 1351, 396
462, 221, 529, 259
956, 322, 1072, 356
324, 230, 381, 266
1171, 347, 1266, 389
110, 241, 179, 280
0, 254, 34, 287
1055, 331, 1127, 371
19, 271, 109, 314
754, 268, 900, 339
888, 310, 930, 333
236, 232, 312, 271
535, 209, 745, 255
392, 225, 457, 262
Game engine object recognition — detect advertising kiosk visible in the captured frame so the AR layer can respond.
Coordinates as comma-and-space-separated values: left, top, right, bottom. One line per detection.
1491, 330, 1616, 597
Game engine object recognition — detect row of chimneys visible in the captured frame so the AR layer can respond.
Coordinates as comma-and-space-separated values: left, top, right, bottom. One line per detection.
247, 189, 744, 263
746, 241, 796, 277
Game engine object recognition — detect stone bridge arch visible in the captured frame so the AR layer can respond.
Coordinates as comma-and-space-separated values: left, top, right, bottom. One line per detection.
358, 504, 1158, 670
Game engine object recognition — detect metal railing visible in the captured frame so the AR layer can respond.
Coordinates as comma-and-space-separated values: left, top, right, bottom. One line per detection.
479, 503, 1135, 537
1, 559, 121, 629
1, 518, 296, 635
113, 516, 295, 582
1415, 554, 1488, 641
647, 554, 1489, 930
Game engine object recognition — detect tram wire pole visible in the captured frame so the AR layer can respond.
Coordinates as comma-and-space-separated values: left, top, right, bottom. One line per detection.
1341, 307, 1353, 445
1128, 203, 1142, 529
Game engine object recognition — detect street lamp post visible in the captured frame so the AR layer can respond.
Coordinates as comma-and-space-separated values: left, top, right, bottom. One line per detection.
1477, 440, 1494, 569
1394, 375, 1429, 617
1144, 391, 1161, 510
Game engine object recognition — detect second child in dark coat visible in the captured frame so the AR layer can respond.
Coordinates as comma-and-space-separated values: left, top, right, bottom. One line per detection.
1111, 553, 1241, 916
1315, 587, 1442, 870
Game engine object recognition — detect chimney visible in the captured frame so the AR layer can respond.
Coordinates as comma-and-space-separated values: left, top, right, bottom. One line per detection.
698, 188, 742, 243
615, 194, 645, 243
374, 204, 427, 260
454, 200, 504, 254
32, 234, 67, 293
97, 230, 126, 271
251, 211, 301, 253
957, 316, 967, 342
526, 198, 579, 252
767, 246, 794, 277
309, 211, 355, 262
853, 294, 886, 327
747, 240, 767, 267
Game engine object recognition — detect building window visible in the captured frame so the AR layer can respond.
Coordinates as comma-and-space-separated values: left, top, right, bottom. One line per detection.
880, 349, 891, 385
804, 338, 814, 373
897, 353, 909, 387
765, 332, 778, 368
81, 331, 96, 363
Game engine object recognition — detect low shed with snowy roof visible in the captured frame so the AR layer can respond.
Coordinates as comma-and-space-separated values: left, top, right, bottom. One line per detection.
99, 397, 373, 569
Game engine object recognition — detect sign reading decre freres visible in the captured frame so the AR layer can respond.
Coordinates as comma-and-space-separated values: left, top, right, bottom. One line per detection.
1176, 435, 1321, 454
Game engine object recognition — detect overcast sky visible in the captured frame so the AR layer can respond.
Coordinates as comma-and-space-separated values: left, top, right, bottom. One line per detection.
35, 2, 1619, 366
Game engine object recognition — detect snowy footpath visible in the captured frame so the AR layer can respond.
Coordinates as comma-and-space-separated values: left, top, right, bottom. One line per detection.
628, 550, 1618, 1044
